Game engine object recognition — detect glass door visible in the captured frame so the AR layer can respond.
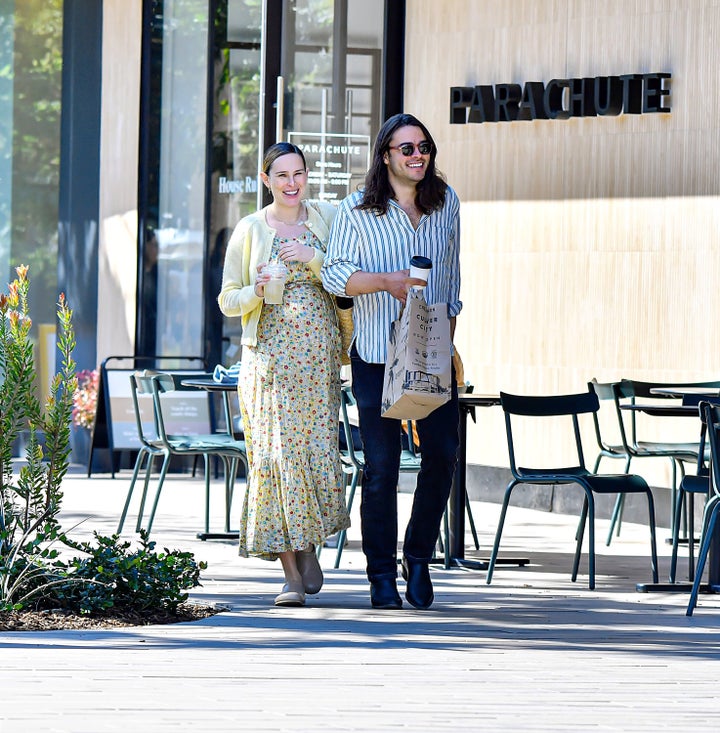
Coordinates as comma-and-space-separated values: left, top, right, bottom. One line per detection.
207, 0, 386, 367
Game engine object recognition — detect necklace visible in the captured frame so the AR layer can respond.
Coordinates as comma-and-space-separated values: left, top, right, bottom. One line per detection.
269, 205, 306, 227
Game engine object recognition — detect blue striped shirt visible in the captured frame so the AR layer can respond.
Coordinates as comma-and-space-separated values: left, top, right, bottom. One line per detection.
321, 186, 462, 363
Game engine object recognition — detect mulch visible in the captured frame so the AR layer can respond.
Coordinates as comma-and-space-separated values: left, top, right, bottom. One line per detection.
0, 603, 222, 632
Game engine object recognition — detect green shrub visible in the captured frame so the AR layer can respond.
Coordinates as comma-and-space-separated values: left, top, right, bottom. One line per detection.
0, 267, 207, 615
53, 531, 207, 614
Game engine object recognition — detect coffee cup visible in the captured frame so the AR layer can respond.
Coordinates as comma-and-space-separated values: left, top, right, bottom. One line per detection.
262, 262, 288, 304
409, 255, 432, 286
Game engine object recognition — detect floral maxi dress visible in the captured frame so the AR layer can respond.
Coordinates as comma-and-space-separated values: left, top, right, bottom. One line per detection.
237, 230, 350, 559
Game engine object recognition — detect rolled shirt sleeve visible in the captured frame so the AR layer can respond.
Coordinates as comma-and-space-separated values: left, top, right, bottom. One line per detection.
321, 196, 362, 297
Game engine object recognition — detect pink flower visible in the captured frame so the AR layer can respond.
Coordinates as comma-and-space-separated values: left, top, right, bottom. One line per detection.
72, 369, 99, 429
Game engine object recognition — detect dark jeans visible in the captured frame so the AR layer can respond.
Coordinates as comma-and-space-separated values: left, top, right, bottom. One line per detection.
350, 345, 459, 581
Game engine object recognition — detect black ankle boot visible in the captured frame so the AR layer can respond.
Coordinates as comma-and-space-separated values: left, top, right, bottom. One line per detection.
369, 576, 402, 609
401, 557, 434, 609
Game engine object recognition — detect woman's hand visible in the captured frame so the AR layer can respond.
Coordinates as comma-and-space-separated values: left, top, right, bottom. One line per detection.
254, 263, 270, 298
278, 241, 314, 263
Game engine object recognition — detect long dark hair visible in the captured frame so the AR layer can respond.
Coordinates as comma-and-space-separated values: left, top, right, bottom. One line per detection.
357, 113, 447, 215
262, 141, 307, 175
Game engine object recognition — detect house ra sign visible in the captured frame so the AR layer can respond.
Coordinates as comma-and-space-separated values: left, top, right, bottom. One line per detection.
450, 73, 671, 123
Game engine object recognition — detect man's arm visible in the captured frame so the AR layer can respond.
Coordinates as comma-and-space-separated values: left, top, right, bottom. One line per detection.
345, 270, 424, 304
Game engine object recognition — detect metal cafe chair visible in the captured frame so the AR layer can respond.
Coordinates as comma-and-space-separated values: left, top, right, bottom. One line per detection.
117, 370, 167, 534
117, 371, 247, 537
588, 379, 630, 474
605, 379, 720, 544
486, 390, 659, 590
687, 401, 720, 616
668, 394, 720, 584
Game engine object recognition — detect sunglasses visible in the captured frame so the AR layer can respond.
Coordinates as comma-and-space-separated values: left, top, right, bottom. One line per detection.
388, 141, 433, 157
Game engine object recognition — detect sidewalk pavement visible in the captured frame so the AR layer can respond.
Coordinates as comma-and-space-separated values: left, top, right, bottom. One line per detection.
1, 468, 720, 733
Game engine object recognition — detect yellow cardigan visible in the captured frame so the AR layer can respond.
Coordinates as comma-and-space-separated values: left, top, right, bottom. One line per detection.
217, 200, 337, 346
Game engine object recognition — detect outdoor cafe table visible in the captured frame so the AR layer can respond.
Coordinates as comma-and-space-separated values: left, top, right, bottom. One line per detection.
445, 394, 529, 571
620, 390, 720, 595
181, 377, 241, 540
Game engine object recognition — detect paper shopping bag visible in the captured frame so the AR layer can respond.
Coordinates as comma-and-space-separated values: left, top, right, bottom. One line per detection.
381, 288, 452, 420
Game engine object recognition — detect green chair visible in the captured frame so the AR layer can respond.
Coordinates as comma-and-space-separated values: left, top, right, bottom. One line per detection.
606, 379, 720, 544
687, 401, 720, 616
117, 371, 247, 536
486, 390, 659, 590
117, 370, 168, 534
588, 379, 630, 474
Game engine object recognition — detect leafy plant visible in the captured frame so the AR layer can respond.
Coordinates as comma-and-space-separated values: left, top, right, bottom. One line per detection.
0, 267, 207, 615
55, 531, 206, 615
0, 264, 75, 608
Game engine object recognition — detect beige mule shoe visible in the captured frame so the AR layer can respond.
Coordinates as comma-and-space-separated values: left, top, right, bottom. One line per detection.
296, 547, 324, 594
274, 581, 306, 607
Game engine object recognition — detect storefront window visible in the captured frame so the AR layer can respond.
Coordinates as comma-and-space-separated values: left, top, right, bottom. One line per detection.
151, 0, 209, 357
0, 0, 63, 330
208, 0, 384, 366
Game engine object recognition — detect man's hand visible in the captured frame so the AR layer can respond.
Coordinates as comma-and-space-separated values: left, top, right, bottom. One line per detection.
346, 269, 426, 305
383, 270, 426, 305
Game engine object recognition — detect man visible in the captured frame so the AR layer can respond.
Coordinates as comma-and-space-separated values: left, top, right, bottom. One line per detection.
321, 113, 461, 610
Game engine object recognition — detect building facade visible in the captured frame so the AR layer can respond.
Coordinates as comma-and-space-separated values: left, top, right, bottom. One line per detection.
3, 0, 719, 488
404, 0, 720, 479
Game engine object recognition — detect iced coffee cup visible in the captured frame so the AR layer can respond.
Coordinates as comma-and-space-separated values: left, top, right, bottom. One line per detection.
262, 262, 288, 304
409, 255, 432, 287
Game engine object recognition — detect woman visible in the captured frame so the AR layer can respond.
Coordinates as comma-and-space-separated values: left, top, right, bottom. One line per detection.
218, 142, 350, 607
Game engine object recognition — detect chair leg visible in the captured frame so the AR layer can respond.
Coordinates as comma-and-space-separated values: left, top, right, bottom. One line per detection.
226, 455, 246, 531
606, 494, 625, 546
572, 497, 588, 582
587, 493, 596, 590
606, 456, 632, 545
486, 482, 517, 585
465, 492, 480, 551
688, 490, 696, 582
669, 484, 686, 583
136, 452, 160, 532
670, 458, 681, 539
145, 452, 172, 535
645, 489, 659, 584
687, 496, 720, 616
223, 456, 235, 533
118, 447, 149, 533
203, 453, 211, 534
334, 468, 360, 569
573, 495, 592, 586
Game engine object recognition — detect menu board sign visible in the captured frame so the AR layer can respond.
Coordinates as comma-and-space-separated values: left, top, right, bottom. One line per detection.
288, 132, 371, 203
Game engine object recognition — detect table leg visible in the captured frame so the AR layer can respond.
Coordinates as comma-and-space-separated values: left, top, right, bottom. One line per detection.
447, 403, 469, 561
637, 530, 720, 594
637, 422, 720, 594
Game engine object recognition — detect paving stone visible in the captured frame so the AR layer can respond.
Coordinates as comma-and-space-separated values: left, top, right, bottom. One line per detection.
1, 472, 719, 732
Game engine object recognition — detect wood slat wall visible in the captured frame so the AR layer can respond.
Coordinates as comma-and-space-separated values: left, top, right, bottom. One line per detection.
405, 0, 720, 481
